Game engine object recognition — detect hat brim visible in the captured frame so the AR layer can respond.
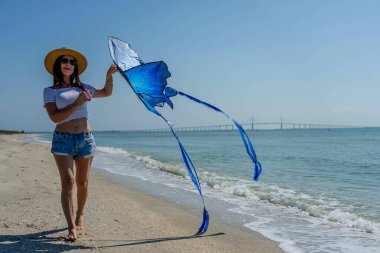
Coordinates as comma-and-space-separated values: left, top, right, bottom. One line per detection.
44, 48, 87, 75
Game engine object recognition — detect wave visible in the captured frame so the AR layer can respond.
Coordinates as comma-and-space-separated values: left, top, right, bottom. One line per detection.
204, 173, 377, 233
326, 210, 376, 233
96, 146, 188, 177
95, 145, 379, 235
23, 134, 51, 144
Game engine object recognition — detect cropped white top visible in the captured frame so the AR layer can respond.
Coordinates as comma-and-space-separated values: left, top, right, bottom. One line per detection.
43, 83, 96, 125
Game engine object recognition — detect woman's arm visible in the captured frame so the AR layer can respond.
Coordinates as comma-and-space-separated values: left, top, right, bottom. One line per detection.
44, 92, 88, 123
93, 64, 118, 98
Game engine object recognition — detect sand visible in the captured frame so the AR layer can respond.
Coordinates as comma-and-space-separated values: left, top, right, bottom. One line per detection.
0, 134, 284, 253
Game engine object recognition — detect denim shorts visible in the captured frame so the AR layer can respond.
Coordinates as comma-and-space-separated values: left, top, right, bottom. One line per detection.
51, 131, 96, 159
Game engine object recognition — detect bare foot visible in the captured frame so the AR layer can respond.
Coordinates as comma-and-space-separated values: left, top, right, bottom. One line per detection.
75, 214, 85, 231
64, 228, 78, 242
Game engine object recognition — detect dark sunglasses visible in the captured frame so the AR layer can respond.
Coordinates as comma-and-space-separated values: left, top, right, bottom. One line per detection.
60, 57, 77, 66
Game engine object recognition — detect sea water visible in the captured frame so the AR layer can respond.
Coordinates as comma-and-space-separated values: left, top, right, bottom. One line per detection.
29, 128, 380, 253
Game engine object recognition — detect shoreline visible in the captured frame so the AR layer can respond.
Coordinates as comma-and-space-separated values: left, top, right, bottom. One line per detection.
0, 134, 284, 253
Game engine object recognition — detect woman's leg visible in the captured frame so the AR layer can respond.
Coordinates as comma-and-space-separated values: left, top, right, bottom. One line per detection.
74, 155, 93, 230
53, 154, 77, 241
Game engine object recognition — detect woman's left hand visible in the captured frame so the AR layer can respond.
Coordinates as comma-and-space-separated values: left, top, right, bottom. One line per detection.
107, 64, 118, 76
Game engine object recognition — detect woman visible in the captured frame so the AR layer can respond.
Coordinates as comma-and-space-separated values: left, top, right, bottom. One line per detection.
43, 47, 117, 241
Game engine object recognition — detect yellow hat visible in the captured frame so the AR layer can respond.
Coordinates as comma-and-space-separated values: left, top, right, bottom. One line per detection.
44, 47, 87, 75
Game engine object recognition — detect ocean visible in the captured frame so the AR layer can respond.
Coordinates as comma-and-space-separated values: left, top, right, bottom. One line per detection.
29, 128, 380, 253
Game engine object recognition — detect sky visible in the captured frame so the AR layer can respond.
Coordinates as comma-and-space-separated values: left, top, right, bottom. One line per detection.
1, 0, 380, 132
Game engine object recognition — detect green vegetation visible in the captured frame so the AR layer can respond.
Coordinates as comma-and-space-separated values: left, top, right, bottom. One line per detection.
0, 130, 25, 135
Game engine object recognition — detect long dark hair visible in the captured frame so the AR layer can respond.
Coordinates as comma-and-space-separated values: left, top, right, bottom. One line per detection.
51, 55, 83, 89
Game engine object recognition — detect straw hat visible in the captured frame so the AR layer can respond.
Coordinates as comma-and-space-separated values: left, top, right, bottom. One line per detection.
44, 47, 87, 75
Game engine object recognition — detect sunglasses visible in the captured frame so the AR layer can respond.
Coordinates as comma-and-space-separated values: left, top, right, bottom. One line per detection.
60, 57, 77, 66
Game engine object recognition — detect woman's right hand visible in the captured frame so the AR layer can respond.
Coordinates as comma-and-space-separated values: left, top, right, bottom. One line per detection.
74, 91, 91, 107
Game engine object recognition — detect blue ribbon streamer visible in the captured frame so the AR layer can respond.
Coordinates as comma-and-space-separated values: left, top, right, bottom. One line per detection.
155, 111, 209, 236
177, 91, 262, 181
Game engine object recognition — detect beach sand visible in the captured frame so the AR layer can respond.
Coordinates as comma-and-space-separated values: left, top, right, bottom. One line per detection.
0, 134, 284, 253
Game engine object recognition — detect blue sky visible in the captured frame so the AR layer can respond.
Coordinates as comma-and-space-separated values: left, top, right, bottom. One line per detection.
1, 0, 380, 132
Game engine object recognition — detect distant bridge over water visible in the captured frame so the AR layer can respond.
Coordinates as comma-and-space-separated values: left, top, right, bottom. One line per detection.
124, 121, 361, 133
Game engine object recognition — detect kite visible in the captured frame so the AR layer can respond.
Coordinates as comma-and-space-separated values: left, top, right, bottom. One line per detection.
108, 36, 262, 236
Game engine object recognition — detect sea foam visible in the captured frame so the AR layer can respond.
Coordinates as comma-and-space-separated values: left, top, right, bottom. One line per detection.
95, 144, 379, 235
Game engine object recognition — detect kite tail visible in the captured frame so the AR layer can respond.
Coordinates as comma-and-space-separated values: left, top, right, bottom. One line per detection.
154, 110, 209, 236
177, 91, 262, 181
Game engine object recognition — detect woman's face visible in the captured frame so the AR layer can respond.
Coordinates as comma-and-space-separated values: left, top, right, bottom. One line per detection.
60, 55, 77, 77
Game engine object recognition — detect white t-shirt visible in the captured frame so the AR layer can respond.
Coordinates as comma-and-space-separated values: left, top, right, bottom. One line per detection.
43, 83, 96, 125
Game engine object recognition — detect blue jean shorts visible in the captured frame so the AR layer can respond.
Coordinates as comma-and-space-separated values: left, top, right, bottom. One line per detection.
51, 131, 96, 159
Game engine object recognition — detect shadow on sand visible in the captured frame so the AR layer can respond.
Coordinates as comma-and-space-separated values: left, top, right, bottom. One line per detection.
96, 232, 225, 249
0, 228, 92, 253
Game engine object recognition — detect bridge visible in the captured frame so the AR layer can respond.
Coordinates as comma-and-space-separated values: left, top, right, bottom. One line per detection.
123, 121, 361, 133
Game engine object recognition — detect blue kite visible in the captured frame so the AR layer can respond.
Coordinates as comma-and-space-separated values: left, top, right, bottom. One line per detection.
108, 36, 262, 236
